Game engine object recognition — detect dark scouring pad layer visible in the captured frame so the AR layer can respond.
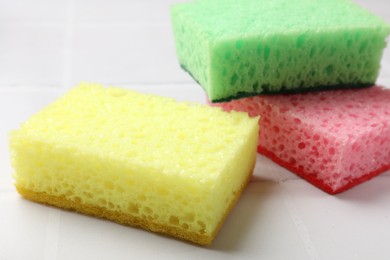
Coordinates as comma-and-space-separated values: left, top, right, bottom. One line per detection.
171, 0, 390, 102
181, 64, 372, 102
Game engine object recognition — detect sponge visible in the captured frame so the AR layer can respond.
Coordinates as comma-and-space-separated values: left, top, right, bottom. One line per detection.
171, 0, 390, 102
9, 83, 259, 245
212, 86, 390, 194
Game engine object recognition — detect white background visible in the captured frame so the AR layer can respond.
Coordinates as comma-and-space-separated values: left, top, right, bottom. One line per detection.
1, 0, 390, 259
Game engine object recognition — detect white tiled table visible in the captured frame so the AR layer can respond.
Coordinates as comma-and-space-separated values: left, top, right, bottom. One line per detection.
1, 1, 390, 259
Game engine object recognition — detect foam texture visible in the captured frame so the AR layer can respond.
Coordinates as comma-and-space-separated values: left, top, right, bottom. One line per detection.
213, 86, 390, 194
171, 0, 390, 102
10, 83, 259, 245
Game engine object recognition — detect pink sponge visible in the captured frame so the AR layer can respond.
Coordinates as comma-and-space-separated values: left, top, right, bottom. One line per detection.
212, 86, 390, 194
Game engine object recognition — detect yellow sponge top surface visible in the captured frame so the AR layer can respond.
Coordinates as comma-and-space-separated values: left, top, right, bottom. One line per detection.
16, 83, 255, 181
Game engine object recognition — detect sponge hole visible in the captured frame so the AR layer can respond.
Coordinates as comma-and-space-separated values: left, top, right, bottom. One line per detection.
309, 46, 316, 58
169, 216, 180, 226
264, 46, 270, 61
230, 73, 239, 86
324, 65, 334, 76
143, 206, 153, 215
128, 202, 139, 214
104, 180, 114, 190
235, 40, 244, 50
248, 65, 256, 79
359, 41, 368, 54
197, 220, 206, 234
184, 213, 195, 222
296, 35, 305, 48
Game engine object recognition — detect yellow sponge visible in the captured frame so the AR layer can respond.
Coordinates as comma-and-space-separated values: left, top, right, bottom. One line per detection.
9, 83, 259, 245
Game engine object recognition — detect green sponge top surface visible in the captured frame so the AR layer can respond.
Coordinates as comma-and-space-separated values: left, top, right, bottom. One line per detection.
171, 0, 390, 102
174, 0, 388, 39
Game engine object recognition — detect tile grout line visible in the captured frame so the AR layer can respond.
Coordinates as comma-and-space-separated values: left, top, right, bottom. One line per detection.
43, 208, 61, 260
0, 190, 17, 195
0, 21, 172, 28
0, 81, 196, 89
273, 169, 322, 260
61, 0, 75, 89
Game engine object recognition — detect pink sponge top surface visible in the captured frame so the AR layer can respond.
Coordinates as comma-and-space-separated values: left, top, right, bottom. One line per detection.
214, 86, 390, 194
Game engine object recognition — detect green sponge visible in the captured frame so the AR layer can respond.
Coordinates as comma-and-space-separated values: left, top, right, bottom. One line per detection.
171, 0, 390, 102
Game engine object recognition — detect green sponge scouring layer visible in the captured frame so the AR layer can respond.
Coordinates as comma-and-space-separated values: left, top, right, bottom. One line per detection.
171, 0, 390, 102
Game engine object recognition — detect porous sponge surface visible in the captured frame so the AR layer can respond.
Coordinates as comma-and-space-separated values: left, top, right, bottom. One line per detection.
213, 86, 390, 194
171, 0, 390, 102
10, 83, 259, 244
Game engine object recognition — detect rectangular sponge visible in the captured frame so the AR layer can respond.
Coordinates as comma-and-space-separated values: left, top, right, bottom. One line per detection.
171, 0, 390, 102
213, 86, 390, 194
9, 83, 259, 245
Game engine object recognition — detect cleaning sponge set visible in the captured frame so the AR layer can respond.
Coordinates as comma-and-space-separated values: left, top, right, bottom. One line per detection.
8, 0, 390, 246
171, 0, 390, 194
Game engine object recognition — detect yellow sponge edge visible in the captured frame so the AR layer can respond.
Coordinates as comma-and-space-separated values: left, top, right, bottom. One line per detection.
10, 83, 259, 245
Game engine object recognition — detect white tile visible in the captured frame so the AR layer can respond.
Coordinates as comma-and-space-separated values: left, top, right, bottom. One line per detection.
0, 0, 69, 23
0, 25, 66, 86
0, 193, 49, 260
71, 24, 191, 85
253, 154, 301, 183
377, 77, 390, 87
282, 177, 390, 260
211, 183, 311, 260
74, 0, 187, 24
352, 0, 390, 23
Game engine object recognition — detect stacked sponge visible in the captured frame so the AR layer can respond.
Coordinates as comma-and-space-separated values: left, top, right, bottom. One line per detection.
171, 0, 390, 193
171, 0, 390, 102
